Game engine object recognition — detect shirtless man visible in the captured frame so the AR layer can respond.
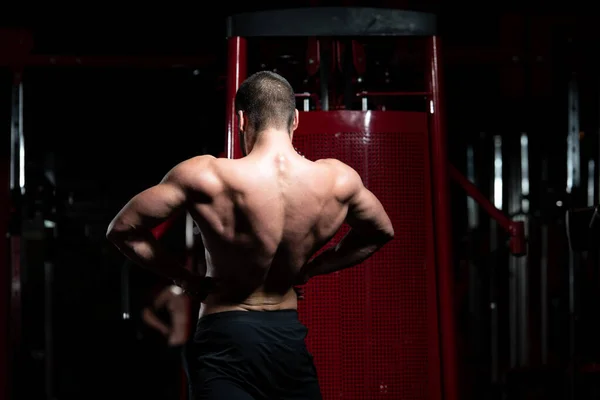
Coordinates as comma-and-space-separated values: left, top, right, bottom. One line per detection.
106, 71, 394, 400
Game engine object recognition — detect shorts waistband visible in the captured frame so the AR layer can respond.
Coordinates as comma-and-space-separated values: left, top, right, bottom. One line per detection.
197, 309, 299, 328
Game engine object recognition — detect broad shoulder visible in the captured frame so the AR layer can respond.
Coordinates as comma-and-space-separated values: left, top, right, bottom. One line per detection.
164, 155, 223, 195
315, 158, 360, 181
315, 158, 363, 201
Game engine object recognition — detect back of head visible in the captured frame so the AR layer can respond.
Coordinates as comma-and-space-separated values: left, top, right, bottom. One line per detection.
235, 71, 296, 134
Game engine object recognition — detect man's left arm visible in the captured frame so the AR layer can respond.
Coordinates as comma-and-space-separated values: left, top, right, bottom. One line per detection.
106, 162, 201, 288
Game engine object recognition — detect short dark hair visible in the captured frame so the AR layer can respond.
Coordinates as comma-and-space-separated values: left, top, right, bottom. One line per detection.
234, 71, 296, 134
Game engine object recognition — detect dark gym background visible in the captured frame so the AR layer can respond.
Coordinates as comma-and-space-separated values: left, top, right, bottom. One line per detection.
2, 1, 600, 399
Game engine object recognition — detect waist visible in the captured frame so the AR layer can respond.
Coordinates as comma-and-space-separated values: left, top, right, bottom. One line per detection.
201, 286, 298, 316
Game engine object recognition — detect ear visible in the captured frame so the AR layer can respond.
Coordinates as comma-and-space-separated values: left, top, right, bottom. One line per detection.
290, 109, 299, 141
237, 110, 246, 132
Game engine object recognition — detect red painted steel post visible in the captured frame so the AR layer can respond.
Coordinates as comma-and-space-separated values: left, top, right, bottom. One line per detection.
427, 35, 459, 400
225, 37, 247, 160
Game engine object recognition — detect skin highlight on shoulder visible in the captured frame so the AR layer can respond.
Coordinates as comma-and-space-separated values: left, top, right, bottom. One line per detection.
315, 158, 360, 203
171, 155, 225, 197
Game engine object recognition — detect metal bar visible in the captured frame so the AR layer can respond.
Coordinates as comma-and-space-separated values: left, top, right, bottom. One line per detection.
225, 37, 247, 160
540, 223, 548, 364
466, 144, 478, 315
568, 250, 577, 400
120, 262, 130, 321
516, 227, 529, 367
185, 212, 194, 251
9, 236, 21, 396
450, 164, 526, 256
427, 36, 459, 400
489, 134, 500, 385
9, 70, 24, 399
356, 91, 431, 97
0, 54, 216, 68
567, 75, 580, 193
588, 160, 595, 207
490, 220, 499, 385
517, 136, 530, 368
295, 92, 319, 111
226, 7, 437, 38
466, 145, 479, 230
598, 77, 600, 205
44, 261, 54, 399
319, 40, 332, 111
450, 165, 512, 233
520, 134, 530, 212
507, 135, 530, 368
185, 212, 196, 273
566, 71, 579, 400
0, 147, 10, 400
423, 112, 443, 400
508, 139, 519, 368
465, 143, 481, 392
490, 301, 499, 385
10, 72, 24, 193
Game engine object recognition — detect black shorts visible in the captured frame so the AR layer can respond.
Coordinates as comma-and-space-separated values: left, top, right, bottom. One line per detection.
184, 309, 322, 400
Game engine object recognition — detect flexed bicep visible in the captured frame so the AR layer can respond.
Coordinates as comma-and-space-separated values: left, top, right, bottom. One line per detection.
105, 156, 221, 286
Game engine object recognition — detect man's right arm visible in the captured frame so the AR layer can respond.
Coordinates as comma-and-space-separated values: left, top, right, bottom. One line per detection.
301, 163, 394, 280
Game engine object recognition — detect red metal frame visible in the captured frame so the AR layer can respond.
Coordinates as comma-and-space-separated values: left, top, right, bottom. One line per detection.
449, 165, 526, 256
293, 110, 441, 399
425, 114, 446, 400
294, 110, 429, 133
224, 32, 452, 399
423, 112, 444, 400
357, 91, 431, 97
427, 36, 459, 400
306, 38, 321, 77
225, 37, 247, 160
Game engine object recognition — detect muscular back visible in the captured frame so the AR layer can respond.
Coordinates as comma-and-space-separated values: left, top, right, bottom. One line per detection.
107, 143, 391, 313
187, 154, 352, 309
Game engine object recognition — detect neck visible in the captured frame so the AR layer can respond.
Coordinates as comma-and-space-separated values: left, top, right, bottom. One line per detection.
249, 128, 294, 154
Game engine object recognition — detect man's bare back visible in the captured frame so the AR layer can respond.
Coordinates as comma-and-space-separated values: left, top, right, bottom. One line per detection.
184, 149, 374, 315
106, 140, 392, 314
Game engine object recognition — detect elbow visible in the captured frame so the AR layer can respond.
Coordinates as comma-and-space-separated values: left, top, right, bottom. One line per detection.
106, 227, 119, 245
372, 227, 394, 245
106, 219, 127, 244
106, 229, 117, 244
380, 223, 395, 244
106, 219, 154, 248
382, 229, 394, 244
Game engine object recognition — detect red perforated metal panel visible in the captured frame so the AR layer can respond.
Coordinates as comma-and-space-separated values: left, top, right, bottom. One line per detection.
295, 111, 441, 400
